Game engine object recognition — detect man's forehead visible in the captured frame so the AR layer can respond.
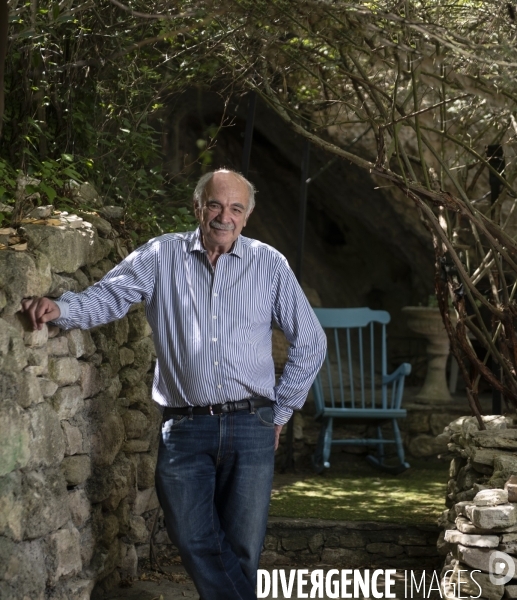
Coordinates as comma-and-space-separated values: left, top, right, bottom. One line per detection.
204, 173, 249, 203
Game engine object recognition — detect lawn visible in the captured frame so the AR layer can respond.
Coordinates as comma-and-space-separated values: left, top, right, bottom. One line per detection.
269, 459, 449, 524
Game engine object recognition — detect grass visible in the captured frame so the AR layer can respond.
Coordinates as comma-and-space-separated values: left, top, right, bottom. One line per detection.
269, 458, 449, 525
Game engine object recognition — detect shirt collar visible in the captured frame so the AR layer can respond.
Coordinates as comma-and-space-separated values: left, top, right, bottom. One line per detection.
188, 227, 243, 258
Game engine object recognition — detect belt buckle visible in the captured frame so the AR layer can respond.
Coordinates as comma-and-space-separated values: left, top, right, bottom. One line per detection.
209, 404, 214, 416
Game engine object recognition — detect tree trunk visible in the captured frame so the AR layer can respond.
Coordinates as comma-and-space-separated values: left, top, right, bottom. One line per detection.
0, 0, 8, 141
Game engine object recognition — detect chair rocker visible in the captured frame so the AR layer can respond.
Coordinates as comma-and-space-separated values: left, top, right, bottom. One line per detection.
311, 307, 411, 475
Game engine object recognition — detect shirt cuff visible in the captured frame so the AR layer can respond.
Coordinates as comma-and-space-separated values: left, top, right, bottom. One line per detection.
272, 403, 293, 426
53, 300, 70, 320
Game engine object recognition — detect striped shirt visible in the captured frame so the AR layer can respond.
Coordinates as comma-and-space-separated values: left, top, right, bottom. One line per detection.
53, 228, 326, 424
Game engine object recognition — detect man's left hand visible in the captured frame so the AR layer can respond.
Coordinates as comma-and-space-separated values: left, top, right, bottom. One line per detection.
274, 425, 283, 451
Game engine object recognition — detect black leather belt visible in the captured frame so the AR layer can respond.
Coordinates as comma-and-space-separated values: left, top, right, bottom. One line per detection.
163, 398, 272, 418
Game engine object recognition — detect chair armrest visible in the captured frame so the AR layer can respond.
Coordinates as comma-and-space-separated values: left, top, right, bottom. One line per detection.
382, 362, 412, 384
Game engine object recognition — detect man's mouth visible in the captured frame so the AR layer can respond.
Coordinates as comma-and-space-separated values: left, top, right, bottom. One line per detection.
210, 220, 235, 231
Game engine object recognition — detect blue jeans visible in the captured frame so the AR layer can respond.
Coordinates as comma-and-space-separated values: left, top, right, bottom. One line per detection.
155, 405, 276, 600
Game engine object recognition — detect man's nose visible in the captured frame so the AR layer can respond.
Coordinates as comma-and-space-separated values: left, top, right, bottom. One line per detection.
218, 206, 232, 221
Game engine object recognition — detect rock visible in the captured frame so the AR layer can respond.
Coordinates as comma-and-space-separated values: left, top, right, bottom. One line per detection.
122, 439, 150, 453
455, 515, 517, 535
0, 399, 30, 476
474, 489, 509, 506
128, 516, 148, 544
0, 250, 52, 315
77, 211, 111, 237
17, 371, 44, 407
97, 513, 119, 546
61, 455, 91, 485
25, 345, 49, 375
27, 205, 53, 219
79, 362, 102, 399
100, 205, 124, 220
22, 223, 111, 274
506, 475, 517, 503
457, 544, 517, 580
320, 547, 371, 567
71, 182, 103, 208
87, 454, 134, 509
51, 385, 84, 419
122, 409, 149, 439
48, 272, 81, 297
506, 586, 517, 599
46, 527, 82, 585
27, 403, 65, 469
23, 468, 70, 539
47, 336, 69, 356
68, 488, 91, 528
430, 413, 458, 436
444, 529, 499, 548
0, 318, 28, 372
457, 465, 479, 492
129, 337, 155, 372
119, 542, 138, 578
403, 411, 430, 434
471, 448, 499, 474
366, 542, 404, 557
450, 563, 504, 600
119, 346, 134, 366
38, 377, 59, 398
89, 401, 125, 467
128, 308, 152, 340
467, 504, 517, 529
61, 420, 84, 455
0, 471, 23, 541
493, 454, 517, 479
0, 537, 47, 599
46, 578, 95, 600
455, 501, 476, 518
80, 525, 95, 568
133, 487, 159, 515
23, 325, 48, 348
137, 454, 156, 490
73, 268, 90, 289
48, 356, 81, 386
66, 329, 96, 358
473, 429, 517, 450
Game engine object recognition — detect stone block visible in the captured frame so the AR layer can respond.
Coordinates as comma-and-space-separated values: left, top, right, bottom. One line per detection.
17, 371, 44, 408
51, 385, 84, 419
471, 448, 499, 474
0, 318, 28, 372
119, 542, 138, 578
90, 408, 124, 467
103, 317, 129, 346
115, 499, 130, 536
38, 377, 59, 398
128, 337, 155, 372
67, 329, 96, 359
473, 429, 517, 450
474, 489, 509, 506
0, 370, 18, 403
366, 542, 404, 557
23, 469, 70, 539
467, 504, 517, 530
122, 409, 149, 439
450, 563, 504, 600
47, 336, 69, 356
0, 471, 23, 541
128, 308, 152, 340
281, 534, 308, 552
48, 357, 81, 386
339, 531, 366, 548
119, 347, 134, 366
0, 250, 52, 315
122, 439, 150, 453
87, 454, 134, 508
457, 544, 517, 576
494, 454, 517, 479
96, 513, 120, 546
133, 487, 159, 515
430, 413, 458, 436
46, 527, 82, 585
320, 547, 370, 567
61, 420, 84, 455
0, 537, 47, 599
0, 399, 30, 476
69, 488, 91, 528
23, 325, 48, 348
80, 525, 95, 568
80, 362, 102, 399
27, 403, 65, 469
137, 453, 156, 490
402, 411, 430, 434
444, 529, 499, 548
408, 433, 448, 458
25, 345, 48, 375
506, 585, 517, 598
405, 545, 439, 557
506, 475, 517, 503
456, 515, 517, 535
128, 516, 149, 544
61, 455, 91, 486
22, 222, 111, 274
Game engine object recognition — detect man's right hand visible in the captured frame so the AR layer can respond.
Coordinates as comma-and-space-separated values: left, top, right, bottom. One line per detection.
21, 297, 61, 330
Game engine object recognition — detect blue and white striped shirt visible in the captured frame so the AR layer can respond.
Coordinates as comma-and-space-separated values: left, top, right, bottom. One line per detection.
53, 228, 326, 424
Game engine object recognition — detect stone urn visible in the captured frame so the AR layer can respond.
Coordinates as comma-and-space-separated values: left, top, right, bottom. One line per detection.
402, 306, 455, 403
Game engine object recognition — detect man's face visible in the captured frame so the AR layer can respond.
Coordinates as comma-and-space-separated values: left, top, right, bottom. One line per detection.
195, 172, 252, 253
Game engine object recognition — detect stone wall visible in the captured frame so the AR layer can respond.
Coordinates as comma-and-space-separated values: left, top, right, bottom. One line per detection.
437, 415, 517, 600
0, 214, 160, 599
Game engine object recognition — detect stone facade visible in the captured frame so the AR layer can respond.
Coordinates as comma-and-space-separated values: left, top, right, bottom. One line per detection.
437, 415, 517, 600
0, 218, 159, 599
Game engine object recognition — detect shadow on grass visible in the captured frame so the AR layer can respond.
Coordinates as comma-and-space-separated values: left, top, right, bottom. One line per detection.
269, 458, 448, 524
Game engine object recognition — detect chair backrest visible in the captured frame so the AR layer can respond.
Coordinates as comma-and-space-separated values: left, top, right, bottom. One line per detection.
312, 307, 391, 412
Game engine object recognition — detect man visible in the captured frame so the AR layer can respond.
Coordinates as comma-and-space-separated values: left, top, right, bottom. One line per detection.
22, 169, 326, 599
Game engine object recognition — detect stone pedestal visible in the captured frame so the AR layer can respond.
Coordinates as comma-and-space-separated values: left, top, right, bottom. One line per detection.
403, 306, 454, 404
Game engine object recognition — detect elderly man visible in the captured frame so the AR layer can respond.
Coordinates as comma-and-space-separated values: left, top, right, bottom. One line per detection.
22, 169, 326, 599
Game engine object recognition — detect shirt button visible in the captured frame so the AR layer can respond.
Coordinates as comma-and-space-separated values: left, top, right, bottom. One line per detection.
217, 384, 222, 389
213, 315, 217, 319
214, 293, 218, 297
212, 338, 217, 342
214, 361, 219, 366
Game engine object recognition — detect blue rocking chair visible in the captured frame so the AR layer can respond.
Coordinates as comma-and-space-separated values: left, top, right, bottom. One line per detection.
311, 308, 411, 474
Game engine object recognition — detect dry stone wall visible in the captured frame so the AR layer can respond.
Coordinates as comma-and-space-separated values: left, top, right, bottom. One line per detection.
0, 216, 161, 599
437, 415, 517, 600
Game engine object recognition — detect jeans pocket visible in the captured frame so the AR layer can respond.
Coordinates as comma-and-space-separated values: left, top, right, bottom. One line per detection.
162, 414, 188, 434
255, 406, 274, 427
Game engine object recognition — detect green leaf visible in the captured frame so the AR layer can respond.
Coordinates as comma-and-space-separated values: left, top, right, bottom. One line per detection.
40, 183, 56, 203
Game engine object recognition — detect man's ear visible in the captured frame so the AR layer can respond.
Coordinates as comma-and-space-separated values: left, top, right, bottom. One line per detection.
194, 200, 201, 220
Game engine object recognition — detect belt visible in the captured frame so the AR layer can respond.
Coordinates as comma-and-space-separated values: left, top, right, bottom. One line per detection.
163, 398, 272, 418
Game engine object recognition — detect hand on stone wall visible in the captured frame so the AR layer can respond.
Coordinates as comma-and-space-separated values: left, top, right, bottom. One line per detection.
21, 297, 60, 330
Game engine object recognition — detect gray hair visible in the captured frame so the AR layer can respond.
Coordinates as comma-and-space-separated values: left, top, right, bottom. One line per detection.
193, 169, 256, 216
